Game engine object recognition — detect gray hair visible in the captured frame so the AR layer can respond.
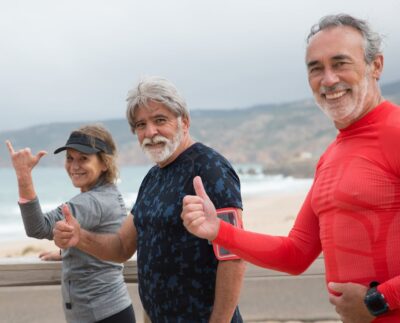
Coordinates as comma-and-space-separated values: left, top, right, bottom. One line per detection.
307, 14, 383, 64
126, 76, 189, 133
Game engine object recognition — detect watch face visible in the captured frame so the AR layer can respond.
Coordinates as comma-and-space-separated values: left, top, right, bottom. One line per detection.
368, 297, 386, 312
365, 288, 389, 316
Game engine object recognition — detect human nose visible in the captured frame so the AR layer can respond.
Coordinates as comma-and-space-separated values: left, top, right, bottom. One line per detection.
70, 160, 80, 170
321, 68, 339, 87
144, 122, 158, 138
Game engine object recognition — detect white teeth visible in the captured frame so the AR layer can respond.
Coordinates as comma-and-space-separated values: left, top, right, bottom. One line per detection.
325, 90, 346, 100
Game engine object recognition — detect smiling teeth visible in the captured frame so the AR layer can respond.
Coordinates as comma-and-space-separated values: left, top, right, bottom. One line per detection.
325, 90, 346, 100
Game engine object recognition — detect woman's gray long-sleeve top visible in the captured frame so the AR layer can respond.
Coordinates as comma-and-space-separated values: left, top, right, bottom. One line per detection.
19, 181, 132, 323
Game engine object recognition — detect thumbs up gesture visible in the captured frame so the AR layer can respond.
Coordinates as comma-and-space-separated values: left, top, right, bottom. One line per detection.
53, 204, 81, 248
181, 176, 220, 241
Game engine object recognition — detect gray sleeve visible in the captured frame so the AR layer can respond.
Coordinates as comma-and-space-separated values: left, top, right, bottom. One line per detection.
19, 197, 63, 240
68, 194, 102, 230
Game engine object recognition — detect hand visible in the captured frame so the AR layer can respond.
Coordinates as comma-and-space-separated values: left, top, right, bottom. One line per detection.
328, 282, 374, 323
5, 140, 47, 175
53, 204, 81, 249
39, 250, 62, 261
181, 176, 220, 241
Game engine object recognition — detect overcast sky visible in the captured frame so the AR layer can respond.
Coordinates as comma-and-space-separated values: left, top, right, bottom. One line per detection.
1, 0, 399, 131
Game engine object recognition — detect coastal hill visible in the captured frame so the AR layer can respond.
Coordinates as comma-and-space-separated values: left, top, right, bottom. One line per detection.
1, 80, 399, 177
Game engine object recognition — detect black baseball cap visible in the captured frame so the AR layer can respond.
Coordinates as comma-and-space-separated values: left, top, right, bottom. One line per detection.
54, 132, 112, 155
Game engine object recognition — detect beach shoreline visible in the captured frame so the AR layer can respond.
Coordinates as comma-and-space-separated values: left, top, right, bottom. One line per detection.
0, 191, 307, 258
0, 238, 56, 258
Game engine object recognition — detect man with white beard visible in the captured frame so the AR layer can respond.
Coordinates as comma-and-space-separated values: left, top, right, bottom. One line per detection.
53, 76, 245, 323
181, 14, 400, 323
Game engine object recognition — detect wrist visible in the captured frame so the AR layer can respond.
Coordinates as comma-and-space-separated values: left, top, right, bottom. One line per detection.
364, 281, 389, 316
75, 226, 85, 248
18, 197, 33, 204
210, 218, 221, 241
16, 170, 32, 182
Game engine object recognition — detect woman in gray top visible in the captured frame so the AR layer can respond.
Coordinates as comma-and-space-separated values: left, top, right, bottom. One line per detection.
6, 124, 135, 323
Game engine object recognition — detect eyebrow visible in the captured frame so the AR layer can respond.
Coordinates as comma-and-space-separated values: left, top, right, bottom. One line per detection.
150, 114, 169, 119
306, 60, 320, 69
307, 54, 353, 69
134, 113, 169, 124
331, 54, 352, 61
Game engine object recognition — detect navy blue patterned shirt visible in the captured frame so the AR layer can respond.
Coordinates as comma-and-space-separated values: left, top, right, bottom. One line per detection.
132, 143, 243, 322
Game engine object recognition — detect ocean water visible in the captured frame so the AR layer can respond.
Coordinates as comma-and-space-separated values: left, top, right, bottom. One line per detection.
0, 166, 312, 242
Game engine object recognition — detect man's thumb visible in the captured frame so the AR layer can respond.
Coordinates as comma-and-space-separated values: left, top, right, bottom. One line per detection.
62, 204, 73, 224
328, 282, 345, 295
193, 176, 209, 200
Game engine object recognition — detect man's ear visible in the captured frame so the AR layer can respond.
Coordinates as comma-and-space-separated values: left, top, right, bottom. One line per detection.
371, 54, 384, 80
182, 116, 190, 132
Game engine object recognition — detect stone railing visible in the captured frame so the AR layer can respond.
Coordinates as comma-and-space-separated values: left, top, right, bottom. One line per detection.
0, 256, 339, 322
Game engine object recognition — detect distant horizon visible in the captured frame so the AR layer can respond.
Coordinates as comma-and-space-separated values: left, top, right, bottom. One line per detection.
1, 96, 312, 133
1, 77, 399, 133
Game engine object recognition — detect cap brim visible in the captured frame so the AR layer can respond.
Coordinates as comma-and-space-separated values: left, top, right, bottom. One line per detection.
54, 144, 101, 154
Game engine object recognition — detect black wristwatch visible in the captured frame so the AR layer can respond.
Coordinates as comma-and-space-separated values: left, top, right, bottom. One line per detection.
364, 281, 389, 316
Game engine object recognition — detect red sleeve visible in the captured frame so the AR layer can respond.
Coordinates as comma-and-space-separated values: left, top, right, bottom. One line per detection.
381, 106, 400, 177
376, 104, 400, 310
214, 189, 322, 275
378, 273, 400, 310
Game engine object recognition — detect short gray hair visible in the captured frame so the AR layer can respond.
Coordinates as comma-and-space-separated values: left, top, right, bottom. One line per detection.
307, 14, 383, 64
126, 76, 189, 133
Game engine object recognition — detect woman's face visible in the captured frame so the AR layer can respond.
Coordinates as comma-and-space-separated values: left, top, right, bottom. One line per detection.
64, 148, 107, 192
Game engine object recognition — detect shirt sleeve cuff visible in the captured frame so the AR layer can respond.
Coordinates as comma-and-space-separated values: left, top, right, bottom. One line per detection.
18, 197, 33, 204
378, 283, 396, 310
214, 220, 234, 245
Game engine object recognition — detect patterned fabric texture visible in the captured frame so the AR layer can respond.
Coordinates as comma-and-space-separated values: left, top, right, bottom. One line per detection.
133, 143, 242, 322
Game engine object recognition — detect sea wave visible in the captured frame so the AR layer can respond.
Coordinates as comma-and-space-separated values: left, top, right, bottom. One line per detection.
0, 166, 312, 241
241, 176, 312, 197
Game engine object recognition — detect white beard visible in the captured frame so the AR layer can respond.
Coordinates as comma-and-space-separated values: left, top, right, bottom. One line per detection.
315, 69, 370, 126
141, 119, 183, 164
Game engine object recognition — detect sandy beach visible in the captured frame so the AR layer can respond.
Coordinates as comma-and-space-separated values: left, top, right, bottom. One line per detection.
0, 237, 56, 258
0, 191, 307, 258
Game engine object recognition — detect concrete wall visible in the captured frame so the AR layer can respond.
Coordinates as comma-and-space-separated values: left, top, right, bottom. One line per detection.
0, 257, 339, 322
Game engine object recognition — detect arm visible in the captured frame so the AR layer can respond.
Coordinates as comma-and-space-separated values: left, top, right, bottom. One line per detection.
182, 176, 321, 275
6, 140, 58, 238
327, 275, 400, 322
210, 259, 246, 323
215, 202, 321, 275
54, 206, 137, 263
209, 209, 246, 322
328, 282, 374, 323
379, 276, 400, 312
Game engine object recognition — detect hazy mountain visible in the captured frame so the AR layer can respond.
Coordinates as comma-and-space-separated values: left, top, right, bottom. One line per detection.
381, 80, 400, 97
1, 80, 399, 177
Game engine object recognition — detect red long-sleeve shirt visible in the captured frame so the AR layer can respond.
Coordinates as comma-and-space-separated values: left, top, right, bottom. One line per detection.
215, 101, 400, 321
